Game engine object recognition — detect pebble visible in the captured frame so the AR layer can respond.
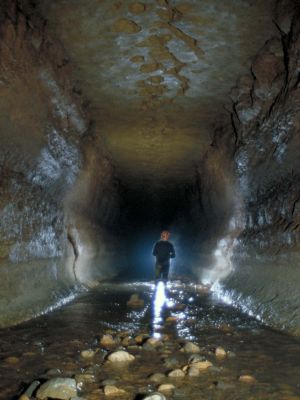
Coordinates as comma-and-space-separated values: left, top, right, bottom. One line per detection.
107, 350, 135, 363
121, 337, 131, 346
215, 347, 227, 358
166, 316, 177, 323
239, 375, 256, 383
183, 342, 201, 353
149, 373, 166, 383
103, 385, 126, 396
127, 294, 144, 308
4, 356, 19, 364
146, 337, 162, 347
168, 369, 185, 378
143, 393, 166, 400
192, 360, 213, 370
80, 349, 95, 359
100, 334, 115, 347
36, 378, 77, 400
157, 384, 175, 393
45, 368, 62, 377
135, 334, 147, 344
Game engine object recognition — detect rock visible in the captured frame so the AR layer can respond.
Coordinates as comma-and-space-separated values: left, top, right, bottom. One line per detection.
128, 2, 146, 14
45, 368, 62, 377
146, 337, 162, 347
188, 354, 205, 364
183, 342, 200, 353
149, 373, 166, 383
121, 336, 132, 346
19, 380, 40, 400
239, 375, 256, 384
36, 378, 77, 400
215, 347, 227, 358
4, 356, 19, 364
75, 374, 96, 385
127, 293, 145, 308
100, 334, 115, 347
168, 369, 185, 378
80, 349, 95, 359
187, 366, 200, 377
166, 316, 177, 323
104, 385, 126, 396
112, 18, 141, 34
192, 361, 213, 370
157, 384, 175, 393
107, 350, 135, 363
143, 393, 166, 400
181, 365, 189, 373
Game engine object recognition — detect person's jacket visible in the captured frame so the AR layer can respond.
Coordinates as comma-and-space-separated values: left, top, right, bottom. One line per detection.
153, 240, 175, 264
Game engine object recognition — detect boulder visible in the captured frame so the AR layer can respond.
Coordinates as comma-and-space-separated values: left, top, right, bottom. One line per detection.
36, 378, 77, 400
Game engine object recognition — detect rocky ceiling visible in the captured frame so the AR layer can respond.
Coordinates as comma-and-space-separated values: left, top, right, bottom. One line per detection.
40, 0, 277, 187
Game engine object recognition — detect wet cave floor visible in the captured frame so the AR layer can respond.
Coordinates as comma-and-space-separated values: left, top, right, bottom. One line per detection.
0, 281, 299, 400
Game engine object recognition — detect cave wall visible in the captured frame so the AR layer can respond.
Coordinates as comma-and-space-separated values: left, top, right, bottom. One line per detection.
0, 1, 121, 327
199, 2, 300, 334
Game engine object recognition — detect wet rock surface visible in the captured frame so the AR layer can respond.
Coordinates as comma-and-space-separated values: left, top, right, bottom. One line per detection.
0, 282, 299, 400
194, 1, 300, 335
0, 1, 124, 327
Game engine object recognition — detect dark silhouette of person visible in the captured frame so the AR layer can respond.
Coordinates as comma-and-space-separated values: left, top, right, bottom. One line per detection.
152, 230, 176, 282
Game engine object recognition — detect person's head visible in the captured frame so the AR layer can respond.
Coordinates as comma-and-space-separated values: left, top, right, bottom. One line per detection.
160, 230, 170, 240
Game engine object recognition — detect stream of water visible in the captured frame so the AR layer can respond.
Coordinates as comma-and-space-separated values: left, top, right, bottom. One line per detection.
0, 281, 299, 399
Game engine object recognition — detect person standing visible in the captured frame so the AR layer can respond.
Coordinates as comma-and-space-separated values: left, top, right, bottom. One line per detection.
152, 231, 175, 282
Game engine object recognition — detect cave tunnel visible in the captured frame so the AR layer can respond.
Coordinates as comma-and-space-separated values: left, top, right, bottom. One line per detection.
0, 0, 300, 399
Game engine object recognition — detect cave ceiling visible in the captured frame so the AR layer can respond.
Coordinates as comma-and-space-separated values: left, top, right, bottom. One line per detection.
40, 0, 277, 188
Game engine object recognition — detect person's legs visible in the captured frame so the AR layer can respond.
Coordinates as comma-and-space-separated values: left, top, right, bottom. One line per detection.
155, 262, 162, 282
162, 262, 170, 282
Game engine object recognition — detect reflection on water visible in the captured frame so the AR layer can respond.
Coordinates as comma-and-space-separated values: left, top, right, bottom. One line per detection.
0, 281, 299, 400
153, 281, 166, 337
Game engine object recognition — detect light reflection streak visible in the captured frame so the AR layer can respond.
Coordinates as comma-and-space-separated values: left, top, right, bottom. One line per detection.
151, 281, 195, 340
153, 281, 167, 337
211, 281, 264, 322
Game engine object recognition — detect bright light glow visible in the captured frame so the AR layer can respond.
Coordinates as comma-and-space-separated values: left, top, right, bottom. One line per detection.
152, 281, 167, 337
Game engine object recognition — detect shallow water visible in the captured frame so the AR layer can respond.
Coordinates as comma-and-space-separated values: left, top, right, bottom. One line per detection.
0, 281, 299, 400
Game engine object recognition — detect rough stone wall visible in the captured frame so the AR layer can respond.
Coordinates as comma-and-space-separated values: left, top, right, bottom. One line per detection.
200, 2, 300, 334
0, 1, 120, 326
